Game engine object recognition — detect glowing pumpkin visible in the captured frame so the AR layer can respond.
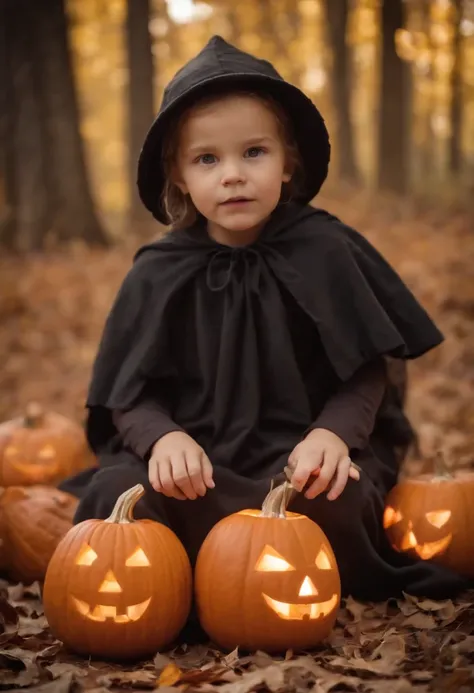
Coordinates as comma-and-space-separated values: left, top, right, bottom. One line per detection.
0, 485, 77, 583
0, 402, 94, 487
43, 484, 192, 660
195, 481, 341, 652
383, 453, 474, 577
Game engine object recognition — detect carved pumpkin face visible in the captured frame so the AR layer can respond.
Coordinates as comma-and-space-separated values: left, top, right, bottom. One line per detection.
70, 542, 153, 624
253, 536, 339, 621
383, 470, 474, 578
43, 485, 192, 661
0, 405, 93, 488
195, 508, 341, 652
2, 442, 61, 483
384, 505, 452, 560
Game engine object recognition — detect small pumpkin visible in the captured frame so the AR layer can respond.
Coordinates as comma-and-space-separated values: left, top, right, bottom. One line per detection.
0, 485, 78, 583
0, 402, 94, 487
43, 484, 192, 661
383, 452, 474, 577
195, 480, 341, 653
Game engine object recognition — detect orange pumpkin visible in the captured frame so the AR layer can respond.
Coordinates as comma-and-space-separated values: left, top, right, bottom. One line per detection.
43, 484, 192, 660
195, 481, 341, 652
384, 453, 474, 577
0, 402, 94, 487
0, 485, 78, 583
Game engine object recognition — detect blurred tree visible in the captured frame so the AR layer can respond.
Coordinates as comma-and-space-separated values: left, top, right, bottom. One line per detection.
324, 0, 360, 183
126, 0, 155, 224
377, 0, 411, 194
450, 0, 463, 174
2, 0, 107, 251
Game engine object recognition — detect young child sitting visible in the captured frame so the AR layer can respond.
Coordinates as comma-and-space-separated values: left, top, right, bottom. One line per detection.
61, 36, 468, 602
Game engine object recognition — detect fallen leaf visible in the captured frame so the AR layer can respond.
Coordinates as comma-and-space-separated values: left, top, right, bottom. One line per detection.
158, 663, 182, 687
403, 612, 438, 630
222, 646, 240, 667
0, 667, 40, 690
0, 647, 35, 670
96, 670, 157, 689
344, 596, 369, 623
370, 632, 406, 669
154, 652, 172, 672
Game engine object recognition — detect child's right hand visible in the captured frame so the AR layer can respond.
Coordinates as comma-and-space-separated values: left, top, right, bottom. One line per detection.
148, 431, 215, 500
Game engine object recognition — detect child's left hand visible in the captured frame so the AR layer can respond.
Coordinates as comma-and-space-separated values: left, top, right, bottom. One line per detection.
288, 428, 360, 501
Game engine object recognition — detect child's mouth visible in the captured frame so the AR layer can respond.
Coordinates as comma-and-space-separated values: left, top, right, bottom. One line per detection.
221, 198, 253, 206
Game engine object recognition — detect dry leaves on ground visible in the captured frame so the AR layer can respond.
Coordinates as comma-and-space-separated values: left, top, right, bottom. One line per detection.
1, 580, 474, 692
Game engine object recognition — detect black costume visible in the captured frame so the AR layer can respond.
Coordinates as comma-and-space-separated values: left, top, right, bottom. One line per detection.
60, 37, 469, 602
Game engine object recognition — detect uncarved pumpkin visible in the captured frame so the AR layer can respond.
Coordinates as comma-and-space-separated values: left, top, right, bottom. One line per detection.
0, 485, 78, 583
195, 480, 341, 652
384, 452, 474, 577
43, 484, 192, 661
0, 402, 95, 487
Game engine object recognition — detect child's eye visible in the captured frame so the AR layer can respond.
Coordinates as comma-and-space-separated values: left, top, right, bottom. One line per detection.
245, 147, 265, 158
196, 153, 216, 165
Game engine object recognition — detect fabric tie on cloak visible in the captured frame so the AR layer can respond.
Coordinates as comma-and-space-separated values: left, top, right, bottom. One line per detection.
205, 246, 263, 292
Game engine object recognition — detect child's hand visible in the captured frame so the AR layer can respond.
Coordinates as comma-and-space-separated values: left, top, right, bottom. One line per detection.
148, 431, 215, 500
288, 428, 360, 501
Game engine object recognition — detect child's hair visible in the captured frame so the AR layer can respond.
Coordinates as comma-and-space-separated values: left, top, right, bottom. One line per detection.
161, 87, 305, 229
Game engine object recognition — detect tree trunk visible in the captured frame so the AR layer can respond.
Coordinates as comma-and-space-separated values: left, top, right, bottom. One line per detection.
126, 0, 156, 223
449, 0, 463, 174
3, 0, 52, 251
0, 0, 15, 246
258, 0, 294, 78
377, 0, 410, 194
324, 0, 360, 183
34, 0, 107, 244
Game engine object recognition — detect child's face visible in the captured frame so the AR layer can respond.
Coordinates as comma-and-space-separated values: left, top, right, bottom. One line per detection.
174, 94, 292, 245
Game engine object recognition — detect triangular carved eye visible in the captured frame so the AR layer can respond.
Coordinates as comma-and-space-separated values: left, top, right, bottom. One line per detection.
315, 547, 332, 570
76, 543, 98, 566
383, 506, 403, 529
426, 510, 451, 528
125, 547, 150, 567
255, 545, 295, 572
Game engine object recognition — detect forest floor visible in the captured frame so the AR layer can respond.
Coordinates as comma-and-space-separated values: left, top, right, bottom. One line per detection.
1, 188, 474, 692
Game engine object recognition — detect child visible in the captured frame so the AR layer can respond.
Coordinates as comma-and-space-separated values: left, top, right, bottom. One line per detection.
61, 36, 468, 601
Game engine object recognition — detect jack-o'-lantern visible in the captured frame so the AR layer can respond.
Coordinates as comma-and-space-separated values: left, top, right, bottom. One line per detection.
195, 481, 341, 652
383, 453, 474, 577
0, 402, 94, 487
0, 485, 77, 583
43, 484, 192, 660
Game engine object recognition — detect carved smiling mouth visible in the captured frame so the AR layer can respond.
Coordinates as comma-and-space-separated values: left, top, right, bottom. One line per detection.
411, 534, 452, 560
12, 462, 58, 477
71, 596, 151, 623
262, 593, 338, 620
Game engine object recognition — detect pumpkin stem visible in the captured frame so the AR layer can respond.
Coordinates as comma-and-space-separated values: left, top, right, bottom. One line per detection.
104, 484, 145, 523
260, 481, 295, 518
432, 450, 454, 480
24, 402, 44, 428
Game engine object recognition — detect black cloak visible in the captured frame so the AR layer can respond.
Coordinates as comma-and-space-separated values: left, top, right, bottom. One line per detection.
85, 202, 441, 481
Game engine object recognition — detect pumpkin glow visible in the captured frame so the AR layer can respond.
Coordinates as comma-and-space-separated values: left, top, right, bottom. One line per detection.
70, 544, 153, 623
0, 403, 94, 487
383, 453, 474, 577
195, 485, 341, 652
43, 484, 192, 660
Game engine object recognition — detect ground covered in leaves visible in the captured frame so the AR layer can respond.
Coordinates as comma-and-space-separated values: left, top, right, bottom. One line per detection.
1, 189, 474, 691
2, 580, 474, 692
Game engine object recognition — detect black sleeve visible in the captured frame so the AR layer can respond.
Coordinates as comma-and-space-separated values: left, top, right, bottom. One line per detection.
305, 358, 386, 451
112, 399, 185, 461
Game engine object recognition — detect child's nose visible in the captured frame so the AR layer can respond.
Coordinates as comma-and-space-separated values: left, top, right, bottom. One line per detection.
221, 161, 246, 185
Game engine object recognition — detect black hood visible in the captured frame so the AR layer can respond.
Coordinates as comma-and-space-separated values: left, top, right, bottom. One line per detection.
137, 35, 331, 224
